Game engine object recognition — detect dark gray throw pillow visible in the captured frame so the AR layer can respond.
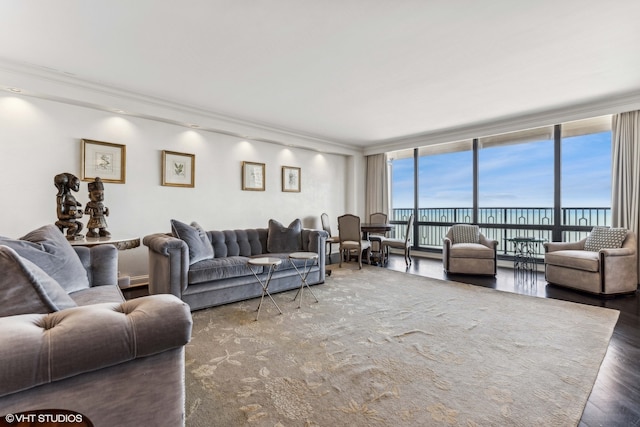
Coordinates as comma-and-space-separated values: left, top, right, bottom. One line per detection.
267, 219, 302, 253
0, 245, 78, 317
0, 224, 90, 293
170, 219, 215, 265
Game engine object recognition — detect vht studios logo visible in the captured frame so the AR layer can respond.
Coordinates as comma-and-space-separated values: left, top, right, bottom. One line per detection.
2, 410, 92, 426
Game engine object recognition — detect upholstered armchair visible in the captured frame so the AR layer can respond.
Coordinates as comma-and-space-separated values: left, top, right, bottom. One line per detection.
544, 227, 638, 295
443, 224, 497, 275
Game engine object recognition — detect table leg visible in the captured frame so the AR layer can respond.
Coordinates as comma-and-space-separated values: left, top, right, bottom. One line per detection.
292, 258, 319, 308
251, 264, 283, 321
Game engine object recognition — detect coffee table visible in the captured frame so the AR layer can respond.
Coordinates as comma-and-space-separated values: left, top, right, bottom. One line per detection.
247, 257, 283, 320
289, 252, 319, 308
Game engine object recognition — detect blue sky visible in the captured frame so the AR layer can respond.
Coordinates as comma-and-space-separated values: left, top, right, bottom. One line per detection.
391, 132, 612, 209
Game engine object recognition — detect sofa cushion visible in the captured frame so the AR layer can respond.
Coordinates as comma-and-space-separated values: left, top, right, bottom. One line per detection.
188, 256, 254, 285
545, 250, 600, 272
450, 243, 495, 259
267, 219, 302, 253
0, 224, 90, 293
584, 227, 627, 252
69, 285, 125, 306
0, 245, 78, 317
171, 219, 215, 265
452, 224, 480, 244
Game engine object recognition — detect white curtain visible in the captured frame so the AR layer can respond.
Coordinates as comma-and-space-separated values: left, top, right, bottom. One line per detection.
365, 153, 389, 220
611, 110, 640, 278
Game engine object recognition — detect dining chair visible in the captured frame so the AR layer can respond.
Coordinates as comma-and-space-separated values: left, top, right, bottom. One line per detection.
368, 212, 388, 263
320, 213, 340, 263
381, 214, 414, 267
338, 214, 371, 269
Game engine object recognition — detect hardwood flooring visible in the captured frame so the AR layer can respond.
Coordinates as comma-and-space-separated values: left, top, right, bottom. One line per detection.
377, 254, 640, 427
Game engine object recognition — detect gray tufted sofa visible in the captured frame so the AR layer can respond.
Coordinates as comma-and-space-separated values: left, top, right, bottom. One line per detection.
143, 224, 327, 311
0, 225, 192, 427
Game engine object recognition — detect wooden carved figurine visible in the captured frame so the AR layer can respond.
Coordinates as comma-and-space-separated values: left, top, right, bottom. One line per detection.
85, 177, 110, 238
54, 172, 84, 240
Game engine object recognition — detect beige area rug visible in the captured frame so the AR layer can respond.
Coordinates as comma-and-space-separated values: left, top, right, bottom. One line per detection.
184, 266, 619, 426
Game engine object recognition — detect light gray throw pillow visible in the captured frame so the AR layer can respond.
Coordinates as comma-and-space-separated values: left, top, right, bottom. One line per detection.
170, 219, 215, 265
0, 224, 90, 293
267, 219, 302, 253
0, 245, 78, 316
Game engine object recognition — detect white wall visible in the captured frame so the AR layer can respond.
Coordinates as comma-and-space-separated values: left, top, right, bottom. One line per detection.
0, 93, 353, 280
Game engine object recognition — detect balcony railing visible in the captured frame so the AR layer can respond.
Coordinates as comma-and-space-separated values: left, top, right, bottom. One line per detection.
389, 207, 611, 258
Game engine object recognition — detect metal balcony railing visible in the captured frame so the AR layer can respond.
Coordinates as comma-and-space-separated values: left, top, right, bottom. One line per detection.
389, 207, 611, 258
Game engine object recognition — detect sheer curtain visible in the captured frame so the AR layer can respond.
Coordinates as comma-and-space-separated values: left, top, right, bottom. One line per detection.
611, 110, 640, 278
365, 153, 389, 219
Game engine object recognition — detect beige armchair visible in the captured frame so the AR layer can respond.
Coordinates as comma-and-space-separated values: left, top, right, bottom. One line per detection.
544, 228, 638, 295
443, 224, 497, 275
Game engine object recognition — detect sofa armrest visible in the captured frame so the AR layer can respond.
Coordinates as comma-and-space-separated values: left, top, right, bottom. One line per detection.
442, 237, 452, 271
73, 245, 118, 287
143, 233, 189, 297
0, 294, 192, 398
544, 238, 586, 253
479, 234, 498, 249
302, 229, 327, 282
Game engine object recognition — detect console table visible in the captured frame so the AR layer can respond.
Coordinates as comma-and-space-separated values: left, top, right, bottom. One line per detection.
70, 236, 144, 298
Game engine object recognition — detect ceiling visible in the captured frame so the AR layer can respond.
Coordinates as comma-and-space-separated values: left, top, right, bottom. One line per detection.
2, 1, 640, 152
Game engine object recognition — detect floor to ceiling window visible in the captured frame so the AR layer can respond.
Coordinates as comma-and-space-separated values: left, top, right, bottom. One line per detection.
388, 115, 612, 257
478, 126, 554, 250
561, 116, 612, 241
417, 140, 473, 248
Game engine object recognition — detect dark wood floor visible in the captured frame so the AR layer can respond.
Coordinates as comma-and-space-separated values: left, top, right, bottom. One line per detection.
374, 254, 640, 427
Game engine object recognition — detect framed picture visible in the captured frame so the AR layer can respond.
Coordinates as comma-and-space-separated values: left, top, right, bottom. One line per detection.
81, 139, 126, 183
162, 150, 195, 188
242, 161, 265, 191
282, 166, 301, 192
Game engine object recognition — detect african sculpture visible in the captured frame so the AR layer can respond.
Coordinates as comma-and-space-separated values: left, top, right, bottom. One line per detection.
54, 172, 84, 240
85, 177, 110, 237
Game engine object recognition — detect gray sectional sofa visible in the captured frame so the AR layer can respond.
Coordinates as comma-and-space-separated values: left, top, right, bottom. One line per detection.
0, 225, 192, 427
143, 219, 327, 311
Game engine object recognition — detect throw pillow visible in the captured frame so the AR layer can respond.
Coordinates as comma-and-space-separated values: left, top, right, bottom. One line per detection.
0, 245, 78, 317
170, 219, 215, 265
0, 224, 90, 293
451, 224, 480, 244
584, 226, 628, 252
267, 219, 302, 253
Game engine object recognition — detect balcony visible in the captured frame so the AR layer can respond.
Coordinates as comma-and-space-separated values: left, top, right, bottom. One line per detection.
389, 207, 611, 258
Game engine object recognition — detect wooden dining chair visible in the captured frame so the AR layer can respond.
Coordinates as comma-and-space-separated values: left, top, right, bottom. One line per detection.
368, 212, 388, 263
338, 214, 371, 269
382, 214, 414, 267
320, 212, 340, 263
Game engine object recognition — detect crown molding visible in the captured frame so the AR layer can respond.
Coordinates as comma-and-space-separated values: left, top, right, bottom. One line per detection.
365, 90, 640, 156
0, 58, 362, 156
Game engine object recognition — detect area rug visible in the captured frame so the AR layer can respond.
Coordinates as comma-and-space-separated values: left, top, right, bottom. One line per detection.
184, 266, 619, 426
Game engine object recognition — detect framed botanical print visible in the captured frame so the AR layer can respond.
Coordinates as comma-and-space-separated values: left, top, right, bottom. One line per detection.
162, 150, 195, 188
81, 139, 126, 183
242, 161, 265, 191
282, 166, 301, 192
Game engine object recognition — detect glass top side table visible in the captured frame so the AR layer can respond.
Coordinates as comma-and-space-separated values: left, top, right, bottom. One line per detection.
247, 257, 283, 321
